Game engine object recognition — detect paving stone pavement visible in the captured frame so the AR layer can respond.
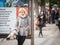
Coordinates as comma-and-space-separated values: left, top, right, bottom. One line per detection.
34, 24, 60, 45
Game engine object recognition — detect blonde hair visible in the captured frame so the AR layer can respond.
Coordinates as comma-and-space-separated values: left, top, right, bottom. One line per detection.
19, 8, 26, 13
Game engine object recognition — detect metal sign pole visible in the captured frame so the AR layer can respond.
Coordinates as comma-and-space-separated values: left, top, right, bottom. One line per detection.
31, 0, 34, 45
28, 0, 34, 45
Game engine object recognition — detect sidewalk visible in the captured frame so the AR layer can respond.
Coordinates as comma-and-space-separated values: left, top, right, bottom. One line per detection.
34, 24, 59, 45
0, 38, 31, 45
0, 24, 60, 45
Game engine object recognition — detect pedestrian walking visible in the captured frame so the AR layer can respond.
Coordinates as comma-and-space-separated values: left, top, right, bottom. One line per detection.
37, 12, 44, 37
16, 8, 29, 45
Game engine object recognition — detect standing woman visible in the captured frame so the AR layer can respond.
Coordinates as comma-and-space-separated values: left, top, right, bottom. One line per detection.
51, 8, 55, 23
16, 8, 29, 45
55, 9, 59, 25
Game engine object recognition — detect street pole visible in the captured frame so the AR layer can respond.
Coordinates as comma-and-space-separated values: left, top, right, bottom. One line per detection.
28, 0, 34, 45
31, 0, 34, 45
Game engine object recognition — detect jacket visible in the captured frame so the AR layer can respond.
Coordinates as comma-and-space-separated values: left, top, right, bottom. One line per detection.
16, 15, 29, 36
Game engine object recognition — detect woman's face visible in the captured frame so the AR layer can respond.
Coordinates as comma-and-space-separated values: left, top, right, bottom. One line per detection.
19, 10, 25, 16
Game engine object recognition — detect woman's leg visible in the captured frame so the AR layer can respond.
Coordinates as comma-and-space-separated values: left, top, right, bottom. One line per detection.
17, 35, 21, 45
17, 35, 26, 45
39, 26, 43, 37
20, 36, 26, 45
58, 21, 60, 31
58, 26, 60, 31
40, 27, 43, 37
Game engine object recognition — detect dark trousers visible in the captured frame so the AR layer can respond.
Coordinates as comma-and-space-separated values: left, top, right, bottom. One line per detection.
57, 21, 60, 31
52, 17, 55, 23
17, 35, 26, 45
58, 24, 60, 31
39, 26, 43, 37
58, 26, 60, 31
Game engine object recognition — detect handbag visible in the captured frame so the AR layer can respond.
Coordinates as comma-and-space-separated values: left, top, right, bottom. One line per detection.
34, 19, 40, 26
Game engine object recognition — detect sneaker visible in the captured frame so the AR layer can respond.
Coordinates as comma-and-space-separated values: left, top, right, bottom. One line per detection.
6, 38, 10, 40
